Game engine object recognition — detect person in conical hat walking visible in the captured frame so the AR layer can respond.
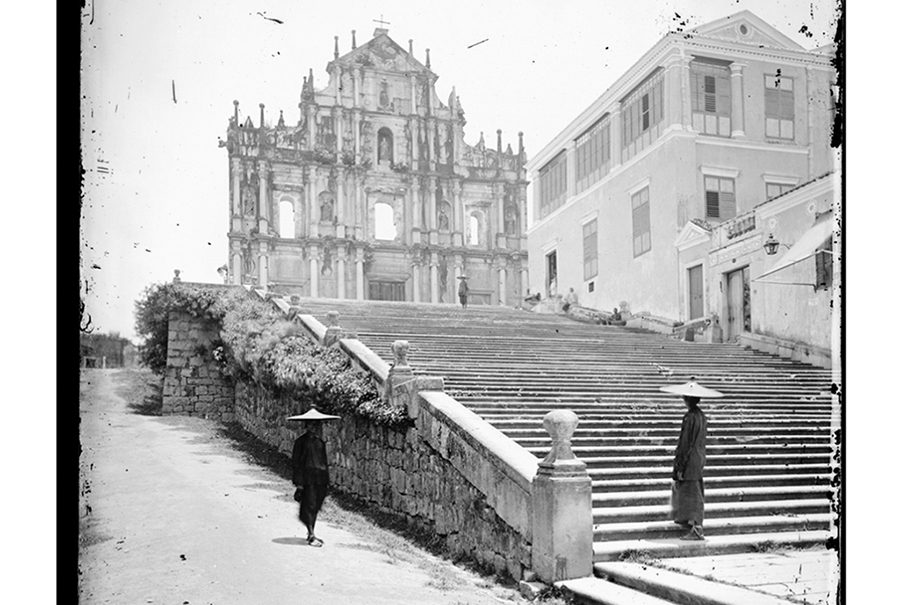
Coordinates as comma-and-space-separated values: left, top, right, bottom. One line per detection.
287, 408, 340, 547
659, 379, 724, 541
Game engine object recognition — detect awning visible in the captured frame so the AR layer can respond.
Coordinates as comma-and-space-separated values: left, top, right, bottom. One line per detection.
754, 214, 834, 282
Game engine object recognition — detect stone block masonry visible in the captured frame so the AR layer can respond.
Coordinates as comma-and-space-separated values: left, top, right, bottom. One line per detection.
162, 311, 235, 421
233, 381, 532, 582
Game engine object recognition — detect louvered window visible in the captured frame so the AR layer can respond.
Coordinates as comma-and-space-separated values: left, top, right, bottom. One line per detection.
575, 116, 611, 192
691, 59, 731, 137
766, 182, 794, 200
538, 151, 568, 219
631, 188, 651, 257
582, 220, 598, 280
620, 68, 665, 162
704, 177, 736, 220
765, 74, 794, 140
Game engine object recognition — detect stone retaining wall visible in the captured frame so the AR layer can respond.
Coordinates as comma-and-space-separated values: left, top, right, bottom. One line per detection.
233, 380, 532, 581
162, 311, 235, 421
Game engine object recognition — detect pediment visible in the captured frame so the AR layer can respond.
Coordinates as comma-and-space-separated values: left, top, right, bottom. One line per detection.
674, 220, 712, 250
337, 33, 431, 75
690, 10, 804, 51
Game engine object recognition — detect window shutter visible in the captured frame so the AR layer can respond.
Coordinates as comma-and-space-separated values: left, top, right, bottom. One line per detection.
706, 191, 720, 218
719, 191, 736, 220
765, 88, 779, 116
717, 73, 731, 116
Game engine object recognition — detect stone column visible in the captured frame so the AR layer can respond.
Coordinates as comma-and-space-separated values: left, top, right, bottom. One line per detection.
665, 52, 684, 130
412, 262, 422, 302
231, 158, 242, 231
531, 410, 593, 583
354, 184, 363, 240
411, 180, 422, 243
495, 183, 506, 248
428, 177, 438, 235
429, 253, 439, 304
307, 166, 318, 236
730, 62, 746, 139
452, 179, 463, 247
337, 246, 347, 299
498, 263, 507, 306
258, 240, 269, 290
520, 267, 529, 299
353, 108, 362, 161
352, 66, 361, 108
258, 162, 270, 233
680, 54, 693, 131
231, 250, 242, 286
333, 107, 342, 154
427, 118, 436, 170
309, 245, 319, 297
333, 65, 341, 105
565, 142, 577, 198
409, 75, 417, 115
355, 247, 365, 300
306, 105, 316, 149
608, 103, 622, 170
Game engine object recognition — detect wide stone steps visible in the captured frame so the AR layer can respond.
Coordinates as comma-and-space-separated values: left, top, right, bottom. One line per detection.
593, 512, 833, 542
282, 297, 838, 554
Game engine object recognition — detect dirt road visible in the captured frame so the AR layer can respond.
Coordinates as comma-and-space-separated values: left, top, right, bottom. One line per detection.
78, 369, 526, 605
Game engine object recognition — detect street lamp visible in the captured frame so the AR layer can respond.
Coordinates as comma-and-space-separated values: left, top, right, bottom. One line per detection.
763, 233, 781, 256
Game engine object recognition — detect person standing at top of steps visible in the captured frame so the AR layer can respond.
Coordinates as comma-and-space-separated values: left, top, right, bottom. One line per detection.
458, 276, 469, 309
659, 379, 725, 541
288, 409, 341, 547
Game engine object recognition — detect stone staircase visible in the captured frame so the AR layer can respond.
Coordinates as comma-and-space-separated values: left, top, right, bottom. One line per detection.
286, 298, 839, 562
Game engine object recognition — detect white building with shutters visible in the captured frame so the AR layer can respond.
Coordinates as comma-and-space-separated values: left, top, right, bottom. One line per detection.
525, 10, 839, 365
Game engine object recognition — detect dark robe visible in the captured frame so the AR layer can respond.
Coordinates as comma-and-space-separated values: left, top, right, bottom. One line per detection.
671, 406, 707, 526
292, 432, 329, 527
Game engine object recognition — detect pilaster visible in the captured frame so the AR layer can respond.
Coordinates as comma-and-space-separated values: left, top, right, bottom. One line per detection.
730, 62, 746, 139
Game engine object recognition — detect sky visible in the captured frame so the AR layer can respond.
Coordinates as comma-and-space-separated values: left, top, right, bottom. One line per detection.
78, 0, 841, 343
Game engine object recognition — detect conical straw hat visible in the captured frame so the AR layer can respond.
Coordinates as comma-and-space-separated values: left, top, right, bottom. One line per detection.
659, 380, 724, 398
286, 409, 341, 421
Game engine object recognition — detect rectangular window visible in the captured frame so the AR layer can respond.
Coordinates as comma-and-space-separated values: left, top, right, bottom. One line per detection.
582, 219, 598, 280
538, 151, 568, 219
575, 116, 611, 192
691, 59, 732, 137
620, 68, 665, 162
816, 236, 833, 290
704, 176, 736, 220
765, 182, 795, 200
765, 74, 794, 140
631, 188, 651, 257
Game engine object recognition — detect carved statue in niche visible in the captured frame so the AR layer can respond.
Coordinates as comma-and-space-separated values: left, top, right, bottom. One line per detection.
438, 206, 450, 231
379, 81, 390, 108
377, 129, 393, 164
505, 206, 517, 236
242, 241, 256, 278
319, 191, 335, 223
445, 125, 454, 164
438, 128, 448, 164
242, 182, 257, 216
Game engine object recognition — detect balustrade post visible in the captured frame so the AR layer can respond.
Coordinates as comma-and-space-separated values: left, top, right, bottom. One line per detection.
531, 409, 593, 583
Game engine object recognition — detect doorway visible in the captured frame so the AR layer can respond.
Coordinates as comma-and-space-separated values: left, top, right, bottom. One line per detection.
368, 281, 405, 301
688, 264, 704, 320
726, 266, 751, 341
546, 250, 558, 296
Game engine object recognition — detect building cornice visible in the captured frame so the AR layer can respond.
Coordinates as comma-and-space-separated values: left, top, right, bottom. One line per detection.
695, 136, 810, 155
754, 172, 838, 219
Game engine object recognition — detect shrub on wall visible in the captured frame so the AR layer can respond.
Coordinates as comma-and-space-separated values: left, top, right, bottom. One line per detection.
134, 283, 404, 426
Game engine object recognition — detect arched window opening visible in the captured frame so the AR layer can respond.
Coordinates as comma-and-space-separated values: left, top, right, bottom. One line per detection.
279, 200, 295, 239
377, 127, 394, 165
375, 202, 396, 240
468, 214, 480, 246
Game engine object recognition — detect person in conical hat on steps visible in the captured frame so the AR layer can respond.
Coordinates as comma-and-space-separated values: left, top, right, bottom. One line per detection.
457, 276, 469, 309
659, 378, 724, 541
288, 408, 340, 547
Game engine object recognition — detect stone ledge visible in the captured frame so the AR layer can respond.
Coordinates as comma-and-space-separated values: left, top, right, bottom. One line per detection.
739, 332, 832, 369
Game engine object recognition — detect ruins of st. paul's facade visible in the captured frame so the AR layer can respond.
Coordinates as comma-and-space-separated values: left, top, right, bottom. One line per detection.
222, 27, 529, 305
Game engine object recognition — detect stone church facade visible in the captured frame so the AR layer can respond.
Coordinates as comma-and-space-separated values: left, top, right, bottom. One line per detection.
223, 27, 528, 305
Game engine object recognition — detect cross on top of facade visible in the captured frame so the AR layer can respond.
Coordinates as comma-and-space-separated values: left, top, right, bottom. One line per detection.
373, 14, 391, 28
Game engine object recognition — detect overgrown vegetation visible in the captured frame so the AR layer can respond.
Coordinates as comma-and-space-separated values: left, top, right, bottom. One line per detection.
133, 283, 404, 426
